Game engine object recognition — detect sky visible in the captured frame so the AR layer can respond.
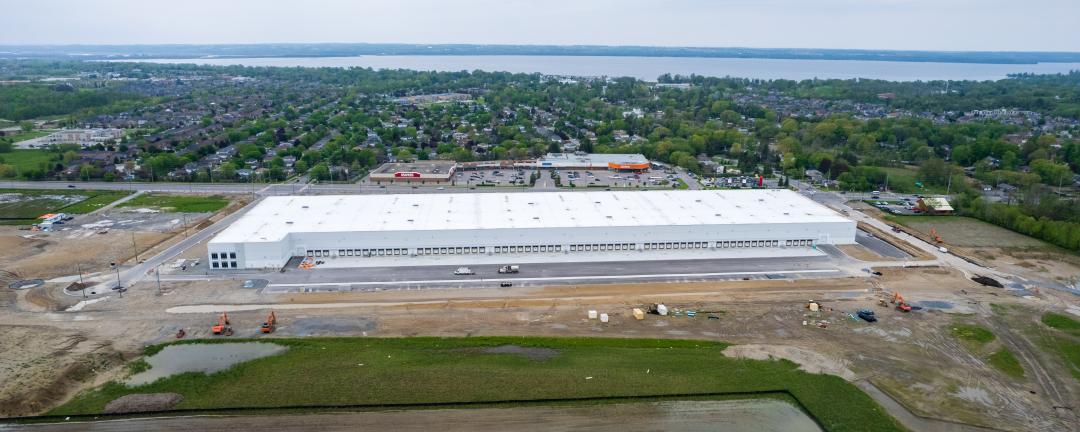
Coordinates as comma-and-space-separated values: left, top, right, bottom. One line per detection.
1, 0, 1078, 52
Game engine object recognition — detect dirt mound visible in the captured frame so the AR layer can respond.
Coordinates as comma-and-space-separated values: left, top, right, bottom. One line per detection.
970, 275, 1003, 288
0, 326, 124, 417
479, 345, 561, 362
103, 393, 184, 414
722, 344, 856, 381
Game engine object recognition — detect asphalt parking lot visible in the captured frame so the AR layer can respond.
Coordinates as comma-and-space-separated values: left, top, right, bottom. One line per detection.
557, 170, 674, 189
457, 169, 531, 187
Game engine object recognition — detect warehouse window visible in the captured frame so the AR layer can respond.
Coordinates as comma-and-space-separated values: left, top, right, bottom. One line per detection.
211, 253, 219, 259
555, 245, 562, 252
570, 245, 577, 252
212, 262, 219, 268
339, 249, 345, 256
346, 250, 353, 256
314, 250, 322, 257
230, 261, 237, 268
230, 252, 237, 259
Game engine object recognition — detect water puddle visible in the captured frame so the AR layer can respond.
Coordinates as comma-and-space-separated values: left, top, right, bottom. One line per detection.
127, 342, 287, 386
917, 300, 954, 309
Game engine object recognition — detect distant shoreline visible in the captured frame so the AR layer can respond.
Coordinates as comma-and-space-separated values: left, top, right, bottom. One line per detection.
5, 43, 1080, 65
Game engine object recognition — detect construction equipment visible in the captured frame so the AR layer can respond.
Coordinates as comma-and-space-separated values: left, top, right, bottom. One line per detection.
175, 328, 186, 338
929, 227, 943, 243
857, 309, 878, 322
891, 225, 902, 233
892, 292, 913, 312
261, 311, 276, 334
212, 312, 233, 336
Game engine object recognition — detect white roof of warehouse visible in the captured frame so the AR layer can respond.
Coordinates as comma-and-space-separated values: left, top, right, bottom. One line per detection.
537, 153, 648, 165
210, 189, 849, 244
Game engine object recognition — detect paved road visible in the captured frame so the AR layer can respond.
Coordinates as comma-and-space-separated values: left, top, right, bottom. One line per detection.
163, 256, 842, 291
855, 230, 910, 259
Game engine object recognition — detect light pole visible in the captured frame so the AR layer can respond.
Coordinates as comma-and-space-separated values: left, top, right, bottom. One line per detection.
155, 264, 162, 295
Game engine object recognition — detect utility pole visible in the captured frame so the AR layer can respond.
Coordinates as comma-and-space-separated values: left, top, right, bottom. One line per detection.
112, 263, 122, 297
77, 263, 85, 299
155, 265, 162, 295
131, 231, 139, 263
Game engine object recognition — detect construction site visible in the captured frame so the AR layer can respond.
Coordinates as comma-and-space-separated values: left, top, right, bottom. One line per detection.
0, 188, 1078, 432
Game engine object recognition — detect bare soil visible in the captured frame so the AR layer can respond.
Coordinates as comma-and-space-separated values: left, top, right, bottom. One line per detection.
0, 326, 124, 417
0, 228, 170, 280
0, 256, 1075, 429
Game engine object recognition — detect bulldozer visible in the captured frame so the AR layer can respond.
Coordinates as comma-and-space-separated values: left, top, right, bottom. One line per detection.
261, 310, 276, 334
891, 292, 912, 312
929, 227, 943, 243
212, 312, 233, 336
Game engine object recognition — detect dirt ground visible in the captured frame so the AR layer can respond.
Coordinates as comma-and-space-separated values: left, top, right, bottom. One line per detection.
876, 211, 1080, 291
0, 228, 171, 281
0, 325, 124, 417
1, 264, 1076, 430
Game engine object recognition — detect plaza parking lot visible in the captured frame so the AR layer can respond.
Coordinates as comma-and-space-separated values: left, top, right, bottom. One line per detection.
556, 169, 675, 189
456, 168, 531, 187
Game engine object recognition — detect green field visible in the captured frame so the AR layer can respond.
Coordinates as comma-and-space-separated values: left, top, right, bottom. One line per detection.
886, 215, 1049, 248
2, 130, 50, 143
871, 167, 950, 194
1040, 313, 1080, 380
51, 337, 902, 431
118, 193, 229, 213
1042, 313, 1080, 336
988, 349, 1024, 378
0, 149, 57, 173
950, 324, 995, 344
0, 188, 131, 224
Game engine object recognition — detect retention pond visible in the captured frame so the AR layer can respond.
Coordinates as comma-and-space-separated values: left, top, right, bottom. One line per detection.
127, 342, 287, 386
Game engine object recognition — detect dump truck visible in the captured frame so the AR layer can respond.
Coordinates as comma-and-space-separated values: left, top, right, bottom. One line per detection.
497, 265, 520, 274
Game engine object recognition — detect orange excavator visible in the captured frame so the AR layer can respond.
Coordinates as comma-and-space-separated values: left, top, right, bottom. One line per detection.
261, 310, 276, 334
212, 312, 233, 336
929, 227, 943, 243
892, 292, 912, 312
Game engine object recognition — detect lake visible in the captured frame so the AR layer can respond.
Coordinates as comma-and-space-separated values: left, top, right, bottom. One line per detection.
136, 55, 1080, 81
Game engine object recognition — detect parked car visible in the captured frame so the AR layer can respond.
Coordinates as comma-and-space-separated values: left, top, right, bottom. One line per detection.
453, 267, 474, 275
857, 309, 878, 323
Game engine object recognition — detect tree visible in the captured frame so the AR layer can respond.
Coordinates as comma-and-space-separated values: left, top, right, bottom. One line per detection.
547, 141, 561, 154
1030, 159, 1073, 186
309, 163, 330, 181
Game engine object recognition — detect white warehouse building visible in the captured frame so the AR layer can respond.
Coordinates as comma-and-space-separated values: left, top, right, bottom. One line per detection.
207, 189, 856, 270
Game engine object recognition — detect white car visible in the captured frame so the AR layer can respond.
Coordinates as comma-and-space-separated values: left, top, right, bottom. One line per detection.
437, 187, 445, 190
453, 267, 474, 275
